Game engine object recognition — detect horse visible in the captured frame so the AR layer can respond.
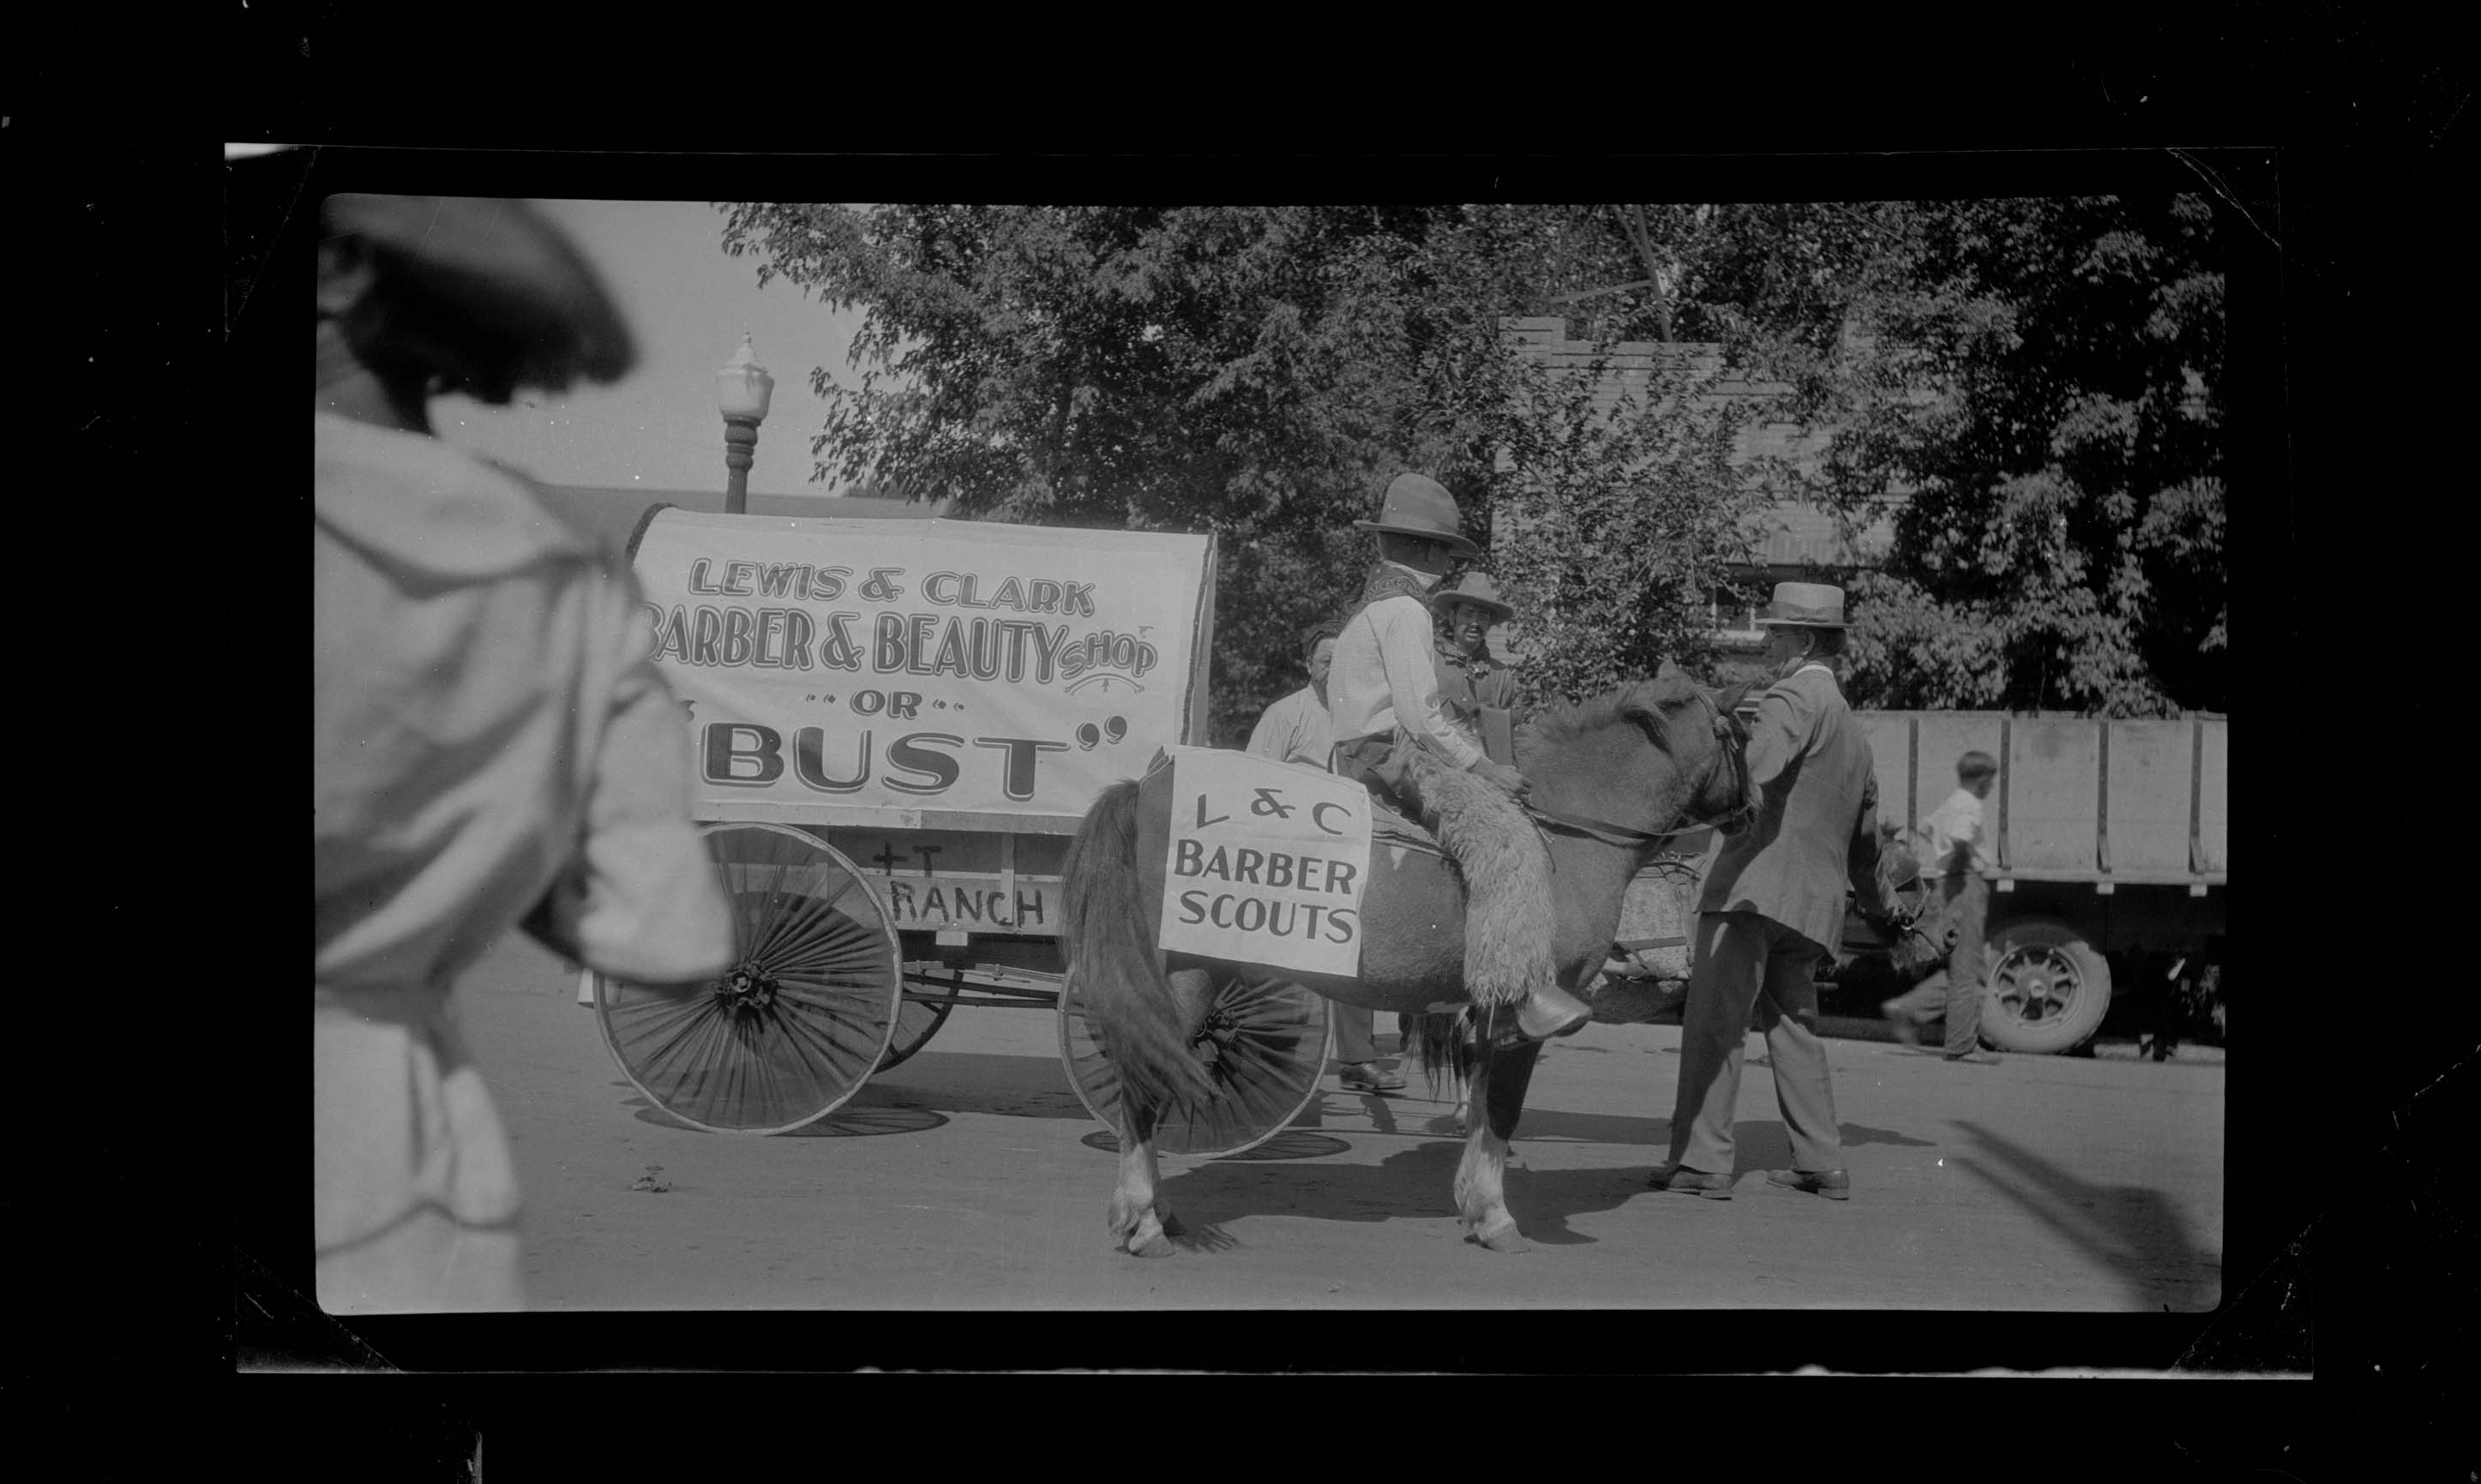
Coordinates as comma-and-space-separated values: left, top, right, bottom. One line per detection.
1057, 669, 1756, 1256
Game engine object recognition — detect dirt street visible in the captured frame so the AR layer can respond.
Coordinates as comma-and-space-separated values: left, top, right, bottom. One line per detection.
460, 934, 2224, 1313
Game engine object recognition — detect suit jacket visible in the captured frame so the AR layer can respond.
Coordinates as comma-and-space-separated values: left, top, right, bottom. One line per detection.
1697, 662, 1883, 952
1432, 643, 1520, 765
1433, 642, 1518, 715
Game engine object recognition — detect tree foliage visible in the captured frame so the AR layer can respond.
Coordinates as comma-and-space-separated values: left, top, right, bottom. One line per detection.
1489, 349, 1757, 706
1697, 196, 2230, 716
713, 198, 2226, 726
716, 204, 1769, 740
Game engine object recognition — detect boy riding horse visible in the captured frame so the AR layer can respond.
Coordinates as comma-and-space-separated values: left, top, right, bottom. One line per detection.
1325, 472, 1592, 1043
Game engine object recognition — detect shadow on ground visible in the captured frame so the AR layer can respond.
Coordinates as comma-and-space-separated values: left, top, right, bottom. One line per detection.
1079, 1129, 1351, 1161
609, 1052, 1071, 1134
1137, 1115, 1939, 1247
619, 1088, 952, 1138
1949, 1119, 2222, 1311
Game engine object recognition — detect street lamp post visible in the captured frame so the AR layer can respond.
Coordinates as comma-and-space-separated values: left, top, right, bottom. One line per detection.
716, 333, 776, 515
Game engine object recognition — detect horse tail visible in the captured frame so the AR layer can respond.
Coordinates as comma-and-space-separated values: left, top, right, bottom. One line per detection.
1060, 779, 1216, 1115
1399, 1010, 1479, 1096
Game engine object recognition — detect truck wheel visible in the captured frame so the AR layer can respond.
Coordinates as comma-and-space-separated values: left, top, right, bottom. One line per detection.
1979, 917, 2112, 1055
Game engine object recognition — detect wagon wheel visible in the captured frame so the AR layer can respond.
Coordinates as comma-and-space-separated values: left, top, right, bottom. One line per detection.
1058, 971, 1331, 1158
593, 822, 903, 1134
1978, 916, 2113, 1055
874, 987, 956, 1073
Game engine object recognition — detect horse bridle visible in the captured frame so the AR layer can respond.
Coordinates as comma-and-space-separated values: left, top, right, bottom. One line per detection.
1523, 689, 1757, 848
1875, 850, 1936, 937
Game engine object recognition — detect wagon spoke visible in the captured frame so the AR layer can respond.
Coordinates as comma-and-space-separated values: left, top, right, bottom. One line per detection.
1061, 975, 1331, 1158
597, 823, 902, 1133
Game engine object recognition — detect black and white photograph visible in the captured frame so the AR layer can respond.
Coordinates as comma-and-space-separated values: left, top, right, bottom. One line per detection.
289, 172, 2262, 1333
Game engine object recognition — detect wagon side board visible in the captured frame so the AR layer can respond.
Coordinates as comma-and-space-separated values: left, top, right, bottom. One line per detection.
1693, 710, 2227, 968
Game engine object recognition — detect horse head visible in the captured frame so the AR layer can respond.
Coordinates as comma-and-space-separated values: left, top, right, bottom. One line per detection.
1518, 670, 1756, 844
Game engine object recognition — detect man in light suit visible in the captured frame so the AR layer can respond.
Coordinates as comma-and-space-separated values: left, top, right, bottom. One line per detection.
1649, 582, 1889, 1201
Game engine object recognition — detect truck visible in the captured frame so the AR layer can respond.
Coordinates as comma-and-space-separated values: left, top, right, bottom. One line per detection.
1612, 710, 2229, 1056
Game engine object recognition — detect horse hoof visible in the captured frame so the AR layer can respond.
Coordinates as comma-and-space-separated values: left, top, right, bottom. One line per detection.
1462, 1217, 1529, 1253
1130, 1233, 1179, 1259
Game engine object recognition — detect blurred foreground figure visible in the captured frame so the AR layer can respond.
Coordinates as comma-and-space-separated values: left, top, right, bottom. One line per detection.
312, 195, 733, 1313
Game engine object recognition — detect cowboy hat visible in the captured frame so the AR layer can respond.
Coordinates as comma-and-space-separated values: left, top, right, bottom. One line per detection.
1431, 570, 1514, 621
1352, 472, 1481, 558
319, 194, 635, 401
1752, 580, 1849, 628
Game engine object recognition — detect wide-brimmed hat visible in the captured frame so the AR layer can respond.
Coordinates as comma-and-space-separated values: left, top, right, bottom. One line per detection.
319, 194, 635, 400
1432, 570, 1514, 621
1753, 581, 1848, 628
1353, 472, 1481, 558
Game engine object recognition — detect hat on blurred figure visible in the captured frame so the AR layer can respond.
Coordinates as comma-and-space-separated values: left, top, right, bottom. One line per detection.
1752, 581, 1849, 629
318, 194, 634, 404
1353, 472, 1481, 558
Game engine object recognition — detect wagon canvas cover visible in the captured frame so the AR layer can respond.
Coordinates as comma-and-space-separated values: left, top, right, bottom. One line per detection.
633, 509, 1215, 829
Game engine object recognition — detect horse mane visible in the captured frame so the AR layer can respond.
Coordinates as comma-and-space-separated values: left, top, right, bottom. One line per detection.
1518, 670, 1703, 758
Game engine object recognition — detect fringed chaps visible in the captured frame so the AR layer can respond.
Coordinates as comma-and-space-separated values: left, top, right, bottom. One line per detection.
1397, 747, 1558, 1011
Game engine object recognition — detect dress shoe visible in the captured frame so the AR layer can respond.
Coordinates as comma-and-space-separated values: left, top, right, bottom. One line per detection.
1765, 1168, 1851, 1200
1515, 983, 1593, 1042
1337, 1062, 1407, 1094
1942, 1051, 2001, 1065
1646, 1164, 1734, 1199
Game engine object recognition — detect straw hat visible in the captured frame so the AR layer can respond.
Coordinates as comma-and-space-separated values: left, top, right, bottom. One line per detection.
319, 194, 635, 401
1352, 472, 1481, 557
1432, 570, 1514, 621
1752, 581, 1849, 629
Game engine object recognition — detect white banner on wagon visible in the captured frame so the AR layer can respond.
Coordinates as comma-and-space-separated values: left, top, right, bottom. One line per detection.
633, 509, 1216, 827
1156, 748, 1372, 978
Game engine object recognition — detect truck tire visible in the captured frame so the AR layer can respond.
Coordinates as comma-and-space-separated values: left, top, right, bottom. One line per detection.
1979, 917, 2112, 1055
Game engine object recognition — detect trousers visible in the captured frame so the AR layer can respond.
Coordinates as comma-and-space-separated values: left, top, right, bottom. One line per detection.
317, 1209, 523, 1316
1331, 1002, 1379, 1062
1883, 873, 1989, 1056
1669, 910, 1844, 1175
315, 993, 525, 1314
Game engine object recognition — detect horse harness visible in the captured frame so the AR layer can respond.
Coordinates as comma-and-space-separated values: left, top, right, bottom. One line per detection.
1535, 688, 1749, 965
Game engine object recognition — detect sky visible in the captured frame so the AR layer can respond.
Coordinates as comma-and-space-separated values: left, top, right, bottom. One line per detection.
429, 199, 873, 501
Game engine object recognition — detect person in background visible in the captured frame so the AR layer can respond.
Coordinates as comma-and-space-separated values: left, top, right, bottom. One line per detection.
1647, 582, 1892, 1202
1246, 616, 1402, 1091
315, 195, 736, 1313
1246, 617, 1343, 770
1880, 751, 2003, 1064
1328, 472, 1590, 1048
1429, 570, 1521, 765
1411, 569, 1525, 1103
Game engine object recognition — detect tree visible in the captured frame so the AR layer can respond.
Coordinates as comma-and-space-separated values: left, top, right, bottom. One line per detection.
1489, 345, 1759, 705
1695, 196, 2229, 716
715, 203, 1773, 740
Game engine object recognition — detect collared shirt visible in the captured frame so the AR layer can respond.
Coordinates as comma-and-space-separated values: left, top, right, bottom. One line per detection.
1922, 785, 1991, 877
1327, 562, 1483, 771
1245, 685, 1335, 769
